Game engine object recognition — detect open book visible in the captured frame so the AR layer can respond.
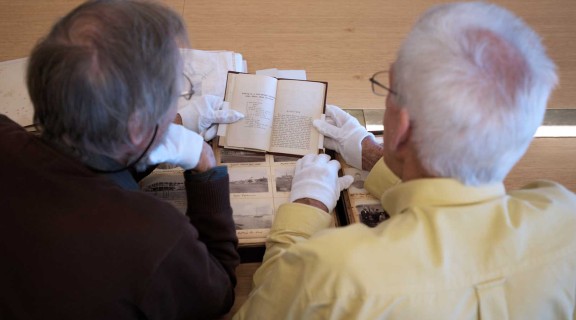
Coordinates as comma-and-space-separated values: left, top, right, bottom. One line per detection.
219, 72, 327, 156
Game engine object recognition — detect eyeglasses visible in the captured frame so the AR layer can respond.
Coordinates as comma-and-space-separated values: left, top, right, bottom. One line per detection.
88, 124, 158, 174
369, 71, 397, 96
180, 73, 194, 100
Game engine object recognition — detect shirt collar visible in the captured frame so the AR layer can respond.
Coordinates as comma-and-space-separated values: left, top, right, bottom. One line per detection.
381, 178, 506, 215
102, 170, 140, 191
42, 136, 140, 191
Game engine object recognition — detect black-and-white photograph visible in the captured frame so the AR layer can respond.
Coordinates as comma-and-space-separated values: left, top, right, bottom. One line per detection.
274, 167, 295, 192
231, 198, 274, 230
228, 166, 270, 193
273, 197, 289, 212
356, 204, 389, 228
344, 167, 369, 194
272, 154, 301, 163
220, 148, 267, 164
139, 168, 187, 214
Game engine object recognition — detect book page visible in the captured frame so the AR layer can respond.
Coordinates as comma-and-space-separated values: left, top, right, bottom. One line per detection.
270, 80, 326, 155
141, 146, 340, 246
225, 74, 278, 151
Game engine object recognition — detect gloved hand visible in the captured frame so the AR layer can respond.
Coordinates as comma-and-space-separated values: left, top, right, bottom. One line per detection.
178, 95, 244, 141
313, 105, 374, 170
289, 154, 354, 212
146, 123, 205, 170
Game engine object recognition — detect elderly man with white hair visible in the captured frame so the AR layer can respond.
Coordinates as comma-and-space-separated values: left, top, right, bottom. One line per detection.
234, 2, 576, 319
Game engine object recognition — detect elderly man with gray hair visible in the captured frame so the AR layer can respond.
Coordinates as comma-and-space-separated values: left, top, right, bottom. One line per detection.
0, 0, 241, 319
235, 2, 576, 319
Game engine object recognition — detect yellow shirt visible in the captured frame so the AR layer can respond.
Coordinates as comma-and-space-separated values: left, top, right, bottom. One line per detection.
234, 159, 576, 320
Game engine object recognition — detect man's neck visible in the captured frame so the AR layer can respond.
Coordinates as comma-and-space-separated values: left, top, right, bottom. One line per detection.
393, 141, 434, 182
400, 155, 433, 182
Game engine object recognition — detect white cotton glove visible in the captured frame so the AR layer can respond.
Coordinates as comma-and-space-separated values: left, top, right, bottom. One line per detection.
289, 154, 354, 212
146, 123, 204, 170
313, 104, 374, 170
178, 95, 244, 141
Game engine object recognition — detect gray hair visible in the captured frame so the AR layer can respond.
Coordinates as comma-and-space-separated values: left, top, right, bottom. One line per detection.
27, 0, 187, 161
392, 2, 558, 185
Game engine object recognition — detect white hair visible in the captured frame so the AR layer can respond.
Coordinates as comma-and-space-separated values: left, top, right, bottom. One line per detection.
392, 2, 558, 185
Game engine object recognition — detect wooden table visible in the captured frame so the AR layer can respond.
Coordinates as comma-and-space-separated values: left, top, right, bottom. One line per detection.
1, 0, 573, 190
1, 0, 574, 318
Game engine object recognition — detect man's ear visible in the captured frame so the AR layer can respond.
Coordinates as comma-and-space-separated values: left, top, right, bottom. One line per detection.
128, 111, 147, 146
386, 106, 411, 153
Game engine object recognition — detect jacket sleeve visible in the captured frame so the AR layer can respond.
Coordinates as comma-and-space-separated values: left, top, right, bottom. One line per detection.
234, 160, 401, 319
140, 166, 240, 320
256, 203, 331, 284
233, 202, 333, 319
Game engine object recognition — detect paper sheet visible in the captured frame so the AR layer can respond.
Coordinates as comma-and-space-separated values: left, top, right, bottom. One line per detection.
179, 49, 247, 101
0, 57, 34, 126
256, 68, 307, 80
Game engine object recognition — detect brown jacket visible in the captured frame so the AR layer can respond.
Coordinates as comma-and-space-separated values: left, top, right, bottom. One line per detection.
0, 115, 239, 319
